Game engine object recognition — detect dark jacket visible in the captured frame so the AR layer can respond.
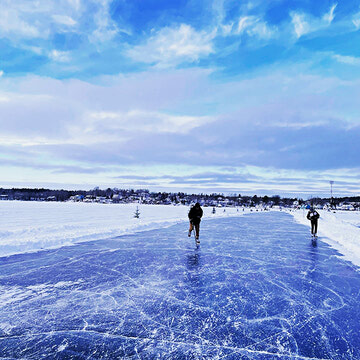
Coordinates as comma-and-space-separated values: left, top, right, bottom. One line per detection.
307, 210, 320, 222
188, 205, 203, 224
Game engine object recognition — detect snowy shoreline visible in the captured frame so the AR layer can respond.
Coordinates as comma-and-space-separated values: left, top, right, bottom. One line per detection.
289, 209, 360, 268
1, 201, 360, 269
0, 201, 248, 258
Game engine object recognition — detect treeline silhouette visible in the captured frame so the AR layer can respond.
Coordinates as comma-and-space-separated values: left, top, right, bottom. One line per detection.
0, 187, 357, 206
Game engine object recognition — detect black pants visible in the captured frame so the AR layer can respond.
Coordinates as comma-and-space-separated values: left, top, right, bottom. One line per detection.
311, 220, 318, 235
189, 220, 200, 237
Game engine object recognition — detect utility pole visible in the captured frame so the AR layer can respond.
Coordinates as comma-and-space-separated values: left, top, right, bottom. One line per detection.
330, 181, 334, 208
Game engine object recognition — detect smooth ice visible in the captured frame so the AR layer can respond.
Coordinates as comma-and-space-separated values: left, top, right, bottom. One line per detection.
0, 212, 360, 359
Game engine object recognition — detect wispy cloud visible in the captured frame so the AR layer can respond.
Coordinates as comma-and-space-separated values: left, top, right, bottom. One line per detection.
291, 13, 311, 38
290, 4, 337, 39
88, 0, 119, 43
126, 24, 216, 67
0, 0, 119, 46
352, 12, 360, 29
87, 110, 214, 135
323, 4, 337, 23
332, 54, 360, 65
52, 14, 77, 26
0, 6, 42, 38
48, 50, 71, 63
235, 16, 276, 39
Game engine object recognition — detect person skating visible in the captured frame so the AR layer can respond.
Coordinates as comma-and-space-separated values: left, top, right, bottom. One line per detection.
188, 202, 203, 243
307, 206, 320, 237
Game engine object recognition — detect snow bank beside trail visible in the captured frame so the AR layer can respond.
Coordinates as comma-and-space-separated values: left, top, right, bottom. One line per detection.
3, 202, 360, 267
0, 201, 247, 258
290, 209, 360, 268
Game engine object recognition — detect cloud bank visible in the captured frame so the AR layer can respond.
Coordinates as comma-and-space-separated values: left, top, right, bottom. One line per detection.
1, 0, 360, 196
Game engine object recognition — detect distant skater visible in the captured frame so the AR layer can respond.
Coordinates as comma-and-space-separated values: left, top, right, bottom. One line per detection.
307, 207, 320, 237
188, 202, 203, 243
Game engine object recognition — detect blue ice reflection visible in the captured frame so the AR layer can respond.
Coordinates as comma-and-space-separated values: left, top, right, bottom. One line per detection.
0, 212, 359, 359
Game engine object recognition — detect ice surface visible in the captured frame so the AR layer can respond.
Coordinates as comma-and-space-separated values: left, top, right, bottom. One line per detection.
0, 201, 245, 258
0, 212, 359, 359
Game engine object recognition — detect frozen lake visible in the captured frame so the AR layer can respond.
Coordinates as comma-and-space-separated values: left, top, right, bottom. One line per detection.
1, 212, 360, 359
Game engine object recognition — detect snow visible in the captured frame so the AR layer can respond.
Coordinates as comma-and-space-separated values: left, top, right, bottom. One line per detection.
2, 201, 360, 269
290, 209, 360, 268
0, 201, 247, 258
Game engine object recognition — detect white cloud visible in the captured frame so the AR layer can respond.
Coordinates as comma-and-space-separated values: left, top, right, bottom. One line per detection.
0, 71, 4, 77
220, 23, 234, 36
212, 0, 226, 25
352, 13, 360, 29
52, 14, 77, 26
87, 110, 214, 135
3, 68, 354, 148
237, 16, 252, 33
0, 7, 42, 38
0, 68, 213, 146
0, 96, 10, 103
49, 50, 71, 62
332, 54, 360, 66
1, 67, 360, 192
291, 4, 337, 39
66, 0, 81, 11
24, 46, 44, 55
0, 0, 118, 44
88, 0, 119, 43
126, 24, 216, 67
235, 16, 276, 39
291, 13, 311, 38
248, 20, 275, 39
323, 4, 337, 24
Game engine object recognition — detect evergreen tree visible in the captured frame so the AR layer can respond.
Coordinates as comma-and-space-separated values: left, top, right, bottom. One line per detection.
134, 206, 140, 218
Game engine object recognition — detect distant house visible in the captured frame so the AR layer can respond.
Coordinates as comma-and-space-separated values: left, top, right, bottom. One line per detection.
69, 195, 84, 202
83, 195, 94, 202
46, 196, 56, 201
0, 194, 8, 200
112, 194, 122, 203
338, 203, 355, 211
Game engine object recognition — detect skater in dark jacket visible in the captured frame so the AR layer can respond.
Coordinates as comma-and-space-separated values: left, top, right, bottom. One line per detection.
307, 207, 320, 237
188, 203, 203, 243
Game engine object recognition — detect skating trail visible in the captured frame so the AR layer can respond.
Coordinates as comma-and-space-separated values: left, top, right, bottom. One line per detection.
0, 212, 360, 359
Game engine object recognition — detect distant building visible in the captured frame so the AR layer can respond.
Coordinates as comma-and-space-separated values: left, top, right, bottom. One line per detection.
338, 203, 355, 211
112, 194, 122, 203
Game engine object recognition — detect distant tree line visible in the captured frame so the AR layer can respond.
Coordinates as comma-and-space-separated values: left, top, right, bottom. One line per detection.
0, 187, 291, 203
0, 187, 358, 206
308, 196, 360, 207
0, 188, 84, 201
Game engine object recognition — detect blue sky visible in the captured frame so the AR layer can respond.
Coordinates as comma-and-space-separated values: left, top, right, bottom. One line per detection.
1, 0, 360, 197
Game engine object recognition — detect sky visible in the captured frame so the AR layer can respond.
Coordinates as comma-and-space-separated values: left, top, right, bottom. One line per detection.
1, 0, 360, 197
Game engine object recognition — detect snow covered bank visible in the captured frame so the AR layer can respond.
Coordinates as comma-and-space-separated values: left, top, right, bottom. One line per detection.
290, 209, 360, 268
3, 202, 360, 268
0, 201, 247, 258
